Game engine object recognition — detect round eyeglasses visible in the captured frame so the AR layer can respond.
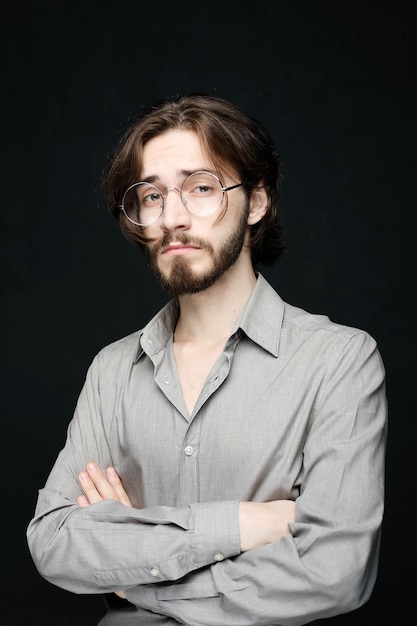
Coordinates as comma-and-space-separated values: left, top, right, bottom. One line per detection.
119, 170, 244, 227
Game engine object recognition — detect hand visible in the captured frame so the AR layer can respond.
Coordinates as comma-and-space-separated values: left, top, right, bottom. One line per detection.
77, 462, 132, 508
239, 500, 295, 552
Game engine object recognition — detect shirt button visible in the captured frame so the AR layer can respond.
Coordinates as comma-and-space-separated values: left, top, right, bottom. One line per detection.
184, 445, 194, 456
213, 552, 224, 562
150, 567, 160, 577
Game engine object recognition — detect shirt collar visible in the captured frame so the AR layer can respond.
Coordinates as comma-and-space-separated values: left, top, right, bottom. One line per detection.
134, 298, 179, 363
231, 273, 283, 357
134, 272, 284, 363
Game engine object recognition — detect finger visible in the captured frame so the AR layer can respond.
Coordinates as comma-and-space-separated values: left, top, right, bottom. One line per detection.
77, 494, 90, 507
85, 462, 119, 500
78, 470, 103, 504
106, 467, 133, 507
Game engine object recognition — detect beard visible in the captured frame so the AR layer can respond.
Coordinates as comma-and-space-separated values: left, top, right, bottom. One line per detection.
145, 210, 249, 296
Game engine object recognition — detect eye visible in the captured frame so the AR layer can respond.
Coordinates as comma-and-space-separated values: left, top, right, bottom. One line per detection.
185, 173, 219, 197
141, 190, 162, 205
192, 183, 213, 195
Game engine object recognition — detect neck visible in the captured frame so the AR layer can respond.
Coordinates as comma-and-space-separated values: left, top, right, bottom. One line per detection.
174, 256, 257, 345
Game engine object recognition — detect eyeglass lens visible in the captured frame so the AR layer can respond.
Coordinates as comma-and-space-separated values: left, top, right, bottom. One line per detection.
122, 172, 225, 226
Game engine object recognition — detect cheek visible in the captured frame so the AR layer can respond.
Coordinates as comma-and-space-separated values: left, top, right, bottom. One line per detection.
141, 226, 164, 255
143, 223, 161, 240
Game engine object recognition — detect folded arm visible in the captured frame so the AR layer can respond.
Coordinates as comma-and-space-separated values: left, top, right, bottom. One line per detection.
76, 462, 296, 599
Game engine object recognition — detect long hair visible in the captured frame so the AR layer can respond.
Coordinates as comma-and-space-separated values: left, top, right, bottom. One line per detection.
103, 93, 284, 266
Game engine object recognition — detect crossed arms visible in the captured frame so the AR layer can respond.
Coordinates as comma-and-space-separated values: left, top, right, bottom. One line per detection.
77, 462, 296, 600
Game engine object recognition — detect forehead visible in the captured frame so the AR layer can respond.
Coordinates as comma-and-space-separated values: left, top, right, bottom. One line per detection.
140, 129, 211, 180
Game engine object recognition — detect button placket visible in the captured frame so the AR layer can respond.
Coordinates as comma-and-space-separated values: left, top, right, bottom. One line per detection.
179, 418, 201, 506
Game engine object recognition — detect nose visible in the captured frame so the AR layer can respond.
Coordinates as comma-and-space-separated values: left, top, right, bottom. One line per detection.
160, 186, 191, 231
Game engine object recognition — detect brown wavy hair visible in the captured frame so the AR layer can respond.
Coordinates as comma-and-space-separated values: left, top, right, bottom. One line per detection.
102, 93, 284, 266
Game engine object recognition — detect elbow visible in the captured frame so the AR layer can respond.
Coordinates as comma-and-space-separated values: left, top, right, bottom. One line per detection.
312, 549, 380, 619
27, 520, 98, 594
27, 525, 71, 592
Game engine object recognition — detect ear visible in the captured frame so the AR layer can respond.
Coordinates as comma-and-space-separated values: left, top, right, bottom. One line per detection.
247, 185, 268, 226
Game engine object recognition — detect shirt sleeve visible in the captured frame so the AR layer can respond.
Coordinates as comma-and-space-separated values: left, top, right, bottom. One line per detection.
26, 353, 241, 594
123, 332, 388, 625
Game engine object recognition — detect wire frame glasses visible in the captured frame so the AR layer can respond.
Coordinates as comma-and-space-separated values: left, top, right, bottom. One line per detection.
119, 170, 243, 227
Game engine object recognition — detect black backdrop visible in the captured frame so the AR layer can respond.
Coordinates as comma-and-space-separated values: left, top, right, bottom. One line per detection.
2, 1, 416, 624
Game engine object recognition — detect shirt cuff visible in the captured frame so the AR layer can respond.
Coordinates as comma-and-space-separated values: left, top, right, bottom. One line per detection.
192, 500, 241, 567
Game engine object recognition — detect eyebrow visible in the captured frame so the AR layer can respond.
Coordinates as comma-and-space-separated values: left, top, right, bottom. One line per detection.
141, 168, 217, 184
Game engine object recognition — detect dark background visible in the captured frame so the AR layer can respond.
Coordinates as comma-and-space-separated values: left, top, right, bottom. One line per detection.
1, 1, 416, 624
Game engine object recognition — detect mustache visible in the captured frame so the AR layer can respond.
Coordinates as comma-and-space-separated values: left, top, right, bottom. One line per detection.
153, 232, 214, 253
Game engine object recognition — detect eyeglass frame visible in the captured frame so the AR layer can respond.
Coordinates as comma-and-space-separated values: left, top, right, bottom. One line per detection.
118, 170, 244, 227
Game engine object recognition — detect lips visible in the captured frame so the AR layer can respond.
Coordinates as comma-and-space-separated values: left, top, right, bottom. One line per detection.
162, 243, 201, 255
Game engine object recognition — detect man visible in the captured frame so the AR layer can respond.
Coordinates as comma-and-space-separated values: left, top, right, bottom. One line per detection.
27, 94, 387, 626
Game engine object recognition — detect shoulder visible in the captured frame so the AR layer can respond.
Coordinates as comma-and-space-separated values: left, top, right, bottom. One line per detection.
82, 330, 144, 385
280, 300, 384, 376
97, 329, 143, 362
251, 274, 380, 361
283, 300, 367, 339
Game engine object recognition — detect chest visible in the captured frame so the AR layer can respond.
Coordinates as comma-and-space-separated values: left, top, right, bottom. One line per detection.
104, 340, 322, 507
172, 341, 224, 415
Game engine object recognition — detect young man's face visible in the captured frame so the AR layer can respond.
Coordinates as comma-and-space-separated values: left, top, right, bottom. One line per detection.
139, 129, 251, 295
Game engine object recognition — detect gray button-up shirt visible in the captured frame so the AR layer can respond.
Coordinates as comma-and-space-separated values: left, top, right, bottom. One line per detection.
27, 274, 387, 625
